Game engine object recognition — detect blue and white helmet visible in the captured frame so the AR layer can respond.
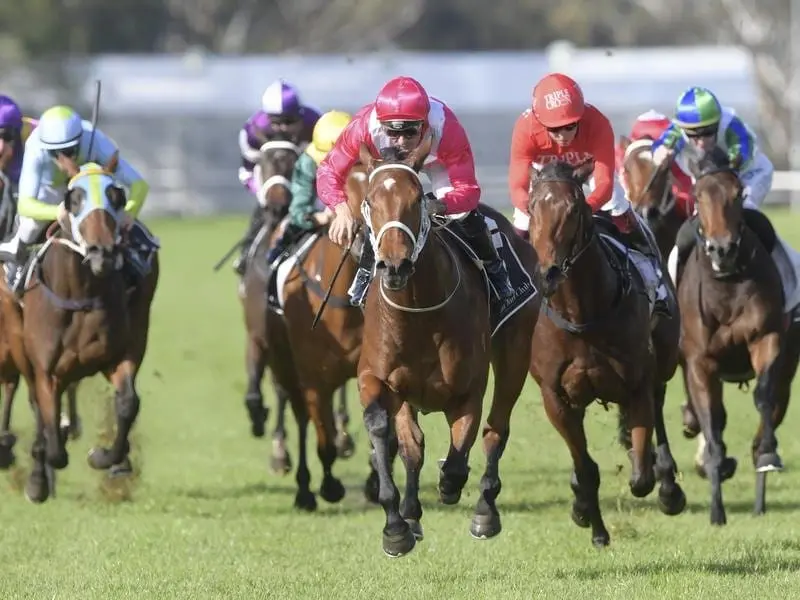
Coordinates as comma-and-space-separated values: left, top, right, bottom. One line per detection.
261, 79, 301, 118
38, 105, 83, 151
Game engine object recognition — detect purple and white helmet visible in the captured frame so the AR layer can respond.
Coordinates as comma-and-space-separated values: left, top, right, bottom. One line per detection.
0, 95, 23, 132
261, 79, 301, 119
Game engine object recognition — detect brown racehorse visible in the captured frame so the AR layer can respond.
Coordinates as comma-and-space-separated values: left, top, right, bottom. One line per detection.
0, 173, 80, 469
4, 156, 159, 503
258, 163, 371, 510
527, 158, 686, 547
355, 139, 538, 557
677, 147, 800, 524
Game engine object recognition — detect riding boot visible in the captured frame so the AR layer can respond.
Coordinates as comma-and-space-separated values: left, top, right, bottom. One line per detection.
233, 207, 265, 276
622, 221, 670, 317
674, 216, 699, 286
0, 242, 30, 299
349, 235, 375, 307
461, 210, 515, 300
266, 223, 304, 265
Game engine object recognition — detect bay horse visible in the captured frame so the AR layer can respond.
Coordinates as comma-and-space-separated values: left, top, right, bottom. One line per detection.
0, 171, 80, 470
677, 147, 800, 524
355, 138, 539, 557
527, 158, 686, 548
8, 156, 159, 503
257, 163, 369, 510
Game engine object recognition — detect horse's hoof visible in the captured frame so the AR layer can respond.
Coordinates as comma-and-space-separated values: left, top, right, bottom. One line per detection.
69, 418, 83, 441
682, 426, 699, 439
24, 474, 49, 504
694, 462, 707, 479
438, 488, 462, 505
629, 475, 656, 499
109, 457, 134, 478
681, 403, 700, 438
470, 512, 502, 540
658, 485, 687, 516
721, 457, 738, 481
405, 519, 424, 541
363, 472, 379, 504
87, 447, 113, 470
320, 477, 346, 503
592, 533, 611, 548
335, 433, 356, 459
269, 454, 292, 475
382, 526, 416, 558
0, 447, 15, 470
571, 504, 591, 528
710, 509, 727, 526
47, 450, 69, 470
245, 399, 267, 438
294, 489, 317, 512
755, 452, 783, 473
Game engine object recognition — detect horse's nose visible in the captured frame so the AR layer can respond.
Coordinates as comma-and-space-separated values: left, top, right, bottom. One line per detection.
706, 236, 737, 260
380, 258, 413, 278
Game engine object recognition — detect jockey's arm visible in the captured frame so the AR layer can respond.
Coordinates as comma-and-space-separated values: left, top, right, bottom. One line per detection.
91, 129, 149, 218
316, 117, 363, 210
723, 115, 756, 170
17, 141, 55, 221
508, 112, 535, 213
585, 115, 618, 213
288, 152, 318, 229
237, 124, 262, 195
435, 111, 480, 214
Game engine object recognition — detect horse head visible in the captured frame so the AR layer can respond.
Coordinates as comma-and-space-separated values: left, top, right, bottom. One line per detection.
253, 132, 301, 224
358, 134, 432, 291
527, 158, 595, 297
62, 153, 126, 277
620, 135, 674, 227
692, 146, 744, 275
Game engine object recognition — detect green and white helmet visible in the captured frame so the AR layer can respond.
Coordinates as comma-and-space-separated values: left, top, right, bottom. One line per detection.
38, 105, 83, 152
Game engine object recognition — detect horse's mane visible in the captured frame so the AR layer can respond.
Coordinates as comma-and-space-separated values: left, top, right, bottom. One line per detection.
696, 146, 732, 176
379, 146, 407, 163
537, 160, 582, 183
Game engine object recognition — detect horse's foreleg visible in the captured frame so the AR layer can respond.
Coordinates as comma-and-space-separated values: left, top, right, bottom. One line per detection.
364, 421, 397, 504
285, 391, 314, 511
0, 374, 19, 468
439, 394, 482, 506
360, 373, 413, 558
624, 381, 657, 499
244, 335, 269, 438
34, 373, 67, 471
88, 360, 139, 474
395, 402, 424, 541
59, 382, 81, 441
685, 354, 730, 525
304, 387, 345, 504
334, 386, 355, 459
269, 381, 293, 474
652, 381, 687, 516
750, 332, 786, 515
542, 388, 609, 547
25, 398, 51, 503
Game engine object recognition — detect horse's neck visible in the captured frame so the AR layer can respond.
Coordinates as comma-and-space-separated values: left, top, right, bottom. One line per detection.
42, 244, 106, 299
549, 236, 620, 322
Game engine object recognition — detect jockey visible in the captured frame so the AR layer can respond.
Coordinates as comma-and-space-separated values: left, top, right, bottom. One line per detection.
317, 75, 515, 307
615, 109, 695, 219
0, 95, 38, 192
233, 78, 321, 275
265, 110, 352, 264
651, 86, 777, 279
0, 105, 150, 297
508, 72, 668, 316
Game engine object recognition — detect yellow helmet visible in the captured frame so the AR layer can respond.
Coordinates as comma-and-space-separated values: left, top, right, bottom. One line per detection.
307, 110, 352, 164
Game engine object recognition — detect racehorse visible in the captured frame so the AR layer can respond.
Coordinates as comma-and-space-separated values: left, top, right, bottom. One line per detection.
6, 155, 159, 503
677, 147, 800, 524
0, 171, 80, 469
259, 163, 370, 510
527, 158, 686, 547
355, 138, 539, 557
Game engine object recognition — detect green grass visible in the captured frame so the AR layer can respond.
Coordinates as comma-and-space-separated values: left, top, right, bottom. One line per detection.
1, 208, 800, 599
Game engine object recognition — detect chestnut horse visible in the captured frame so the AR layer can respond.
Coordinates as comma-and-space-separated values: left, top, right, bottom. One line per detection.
677, 147, 800, 524
527, 159, 686, 547
239, 138, 357, 474
4, 156, 159, 502
355, 138, 539, 557
258, 163, 369, 510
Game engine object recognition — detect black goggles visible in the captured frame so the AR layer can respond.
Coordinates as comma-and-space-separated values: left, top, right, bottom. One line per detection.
685, 125, 718, 139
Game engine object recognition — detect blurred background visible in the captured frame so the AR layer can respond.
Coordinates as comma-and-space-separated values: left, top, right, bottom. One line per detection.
1, 0, 797, 216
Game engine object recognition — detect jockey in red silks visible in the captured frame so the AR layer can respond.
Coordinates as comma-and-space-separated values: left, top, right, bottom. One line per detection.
508, 73, 668, 316
316, 75, 514, 306
615, 109, 695, 220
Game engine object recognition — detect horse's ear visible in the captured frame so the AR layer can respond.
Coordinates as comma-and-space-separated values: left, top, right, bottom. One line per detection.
407, 132, 433, 172
619, 135, 631, 151
572, 158, 595, 184
358, 142, 375, 172
105, 150, 119, 173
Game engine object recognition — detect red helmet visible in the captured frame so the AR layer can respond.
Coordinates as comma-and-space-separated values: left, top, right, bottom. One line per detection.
375, 76, 430, 126
532, 73, 585, 129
